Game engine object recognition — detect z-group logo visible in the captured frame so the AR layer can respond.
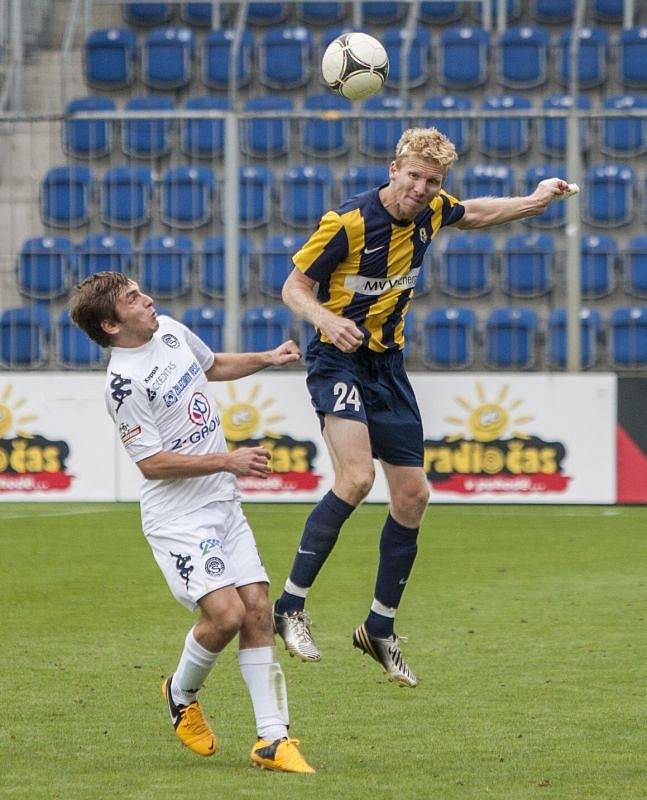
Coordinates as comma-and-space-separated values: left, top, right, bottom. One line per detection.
188, 392, 211, 425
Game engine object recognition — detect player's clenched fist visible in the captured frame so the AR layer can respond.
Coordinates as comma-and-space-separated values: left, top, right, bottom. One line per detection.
225, 446, 271, 478
534, 177, 580, 210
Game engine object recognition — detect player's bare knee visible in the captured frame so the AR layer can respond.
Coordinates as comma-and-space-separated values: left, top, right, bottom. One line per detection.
339, 468, 374, 503
393, 485, 430, 526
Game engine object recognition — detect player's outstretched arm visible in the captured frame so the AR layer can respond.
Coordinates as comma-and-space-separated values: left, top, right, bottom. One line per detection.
456, 178, 578, 230
204, 341, 301, 382
283, 268, 364, 353
137, 447, 271, 480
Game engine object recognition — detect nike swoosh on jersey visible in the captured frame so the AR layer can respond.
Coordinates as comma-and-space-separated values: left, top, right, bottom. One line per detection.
297, 547, 317, 555
363, 245, 384, 254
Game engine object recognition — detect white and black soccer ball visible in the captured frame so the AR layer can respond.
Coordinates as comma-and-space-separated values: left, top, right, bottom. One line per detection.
321, 32, 389, 101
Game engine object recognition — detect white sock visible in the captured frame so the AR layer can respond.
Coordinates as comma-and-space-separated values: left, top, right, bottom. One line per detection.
238, 646, 289, 741
171, 626, 219, 707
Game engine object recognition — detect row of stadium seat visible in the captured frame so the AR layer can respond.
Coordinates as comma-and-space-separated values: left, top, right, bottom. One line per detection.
64, 93, 647, 160
17, 232, 647, 301
38, 162, 646, 229
4, 303, 647, 370
84, 25, 647, 92
118, 0, 628, 29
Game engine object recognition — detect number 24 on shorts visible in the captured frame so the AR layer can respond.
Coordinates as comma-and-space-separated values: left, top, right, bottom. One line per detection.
333, 381, 362, 412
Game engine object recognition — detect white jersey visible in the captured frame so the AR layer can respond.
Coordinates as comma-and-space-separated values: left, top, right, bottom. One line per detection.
105, 316, 239, 533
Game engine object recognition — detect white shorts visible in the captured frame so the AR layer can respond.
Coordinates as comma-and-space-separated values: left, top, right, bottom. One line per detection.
145, 499, 269, 612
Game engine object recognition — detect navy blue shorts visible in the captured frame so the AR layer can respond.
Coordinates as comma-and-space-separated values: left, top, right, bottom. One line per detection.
305, 339, 424, 467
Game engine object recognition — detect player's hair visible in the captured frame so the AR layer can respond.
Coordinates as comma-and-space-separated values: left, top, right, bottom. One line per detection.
394, 127, 458, 170
69, 271, 131, 348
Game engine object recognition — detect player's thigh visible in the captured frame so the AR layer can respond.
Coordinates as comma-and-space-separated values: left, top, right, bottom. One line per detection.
145, 504, 239, 612
322, 414, 374, 479
220, 501, 269, 591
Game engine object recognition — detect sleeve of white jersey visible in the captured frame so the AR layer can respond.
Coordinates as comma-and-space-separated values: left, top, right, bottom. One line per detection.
105, 378, 163, 464
175, 320, 216, 372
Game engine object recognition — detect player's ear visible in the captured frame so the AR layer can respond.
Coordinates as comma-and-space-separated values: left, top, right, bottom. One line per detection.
101, 318, 119, 336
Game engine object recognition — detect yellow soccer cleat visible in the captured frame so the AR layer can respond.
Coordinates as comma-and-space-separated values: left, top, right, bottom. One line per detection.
250, 737, 315, 774
161, 677, 218, 757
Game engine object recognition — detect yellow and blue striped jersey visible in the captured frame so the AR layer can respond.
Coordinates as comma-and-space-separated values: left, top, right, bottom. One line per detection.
293, 185, 465, 352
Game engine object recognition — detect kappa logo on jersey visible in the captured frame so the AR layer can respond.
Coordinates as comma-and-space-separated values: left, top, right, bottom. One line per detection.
205, 557, 225, 577
162, 333, 180, 349
110, 372, 132, 413
163, 361, 201, 407
200, 537, 222, 556
146, 388, 156, 402
170, 551, 193, 589
188, 392, 211, 426
144, 366, 158, 383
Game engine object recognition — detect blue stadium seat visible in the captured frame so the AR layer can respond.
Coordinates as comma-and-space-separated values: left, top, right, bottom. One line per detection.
498, 26, 549, 89
247, 3, 289, 25
122, 96, 175, 158
547, 308, 601, 370
181, 95, 228, 158
601, 96, 647, 157
160, 166, 214, 229
440, 233, 493, 297
422, 95, 471, 155
423, 307, 476, 369
281, 165, 333, 227
485, 308, 538, 369
41, 166, 92, 228
243, 96, 292, 158
142, 27, 195, 90
473, 0, 521, 25
463, 165, 514, 198
0, 307, 50, 367
584, 165, 635, 227
361, 2, 406, 24
260, 27, 312, 89
502, 233, 555, 297
592, 0, 624, 22
625, 236, 647, 297
181, 306, 225, 351
298, 2, 346, 25
419, 2, 463, 23
611, 306, 647, 367
383, 27, 432, 89
140, 235, 192, 298
532, 0, 573, 24
540, 95, 591, 157
76, 233, 134, 281
359, 95, 410, 157
84, 28, 137, 90
479, 95, 532, 158
259, 234, 308, 296
618, 28, 647, 88
203, 29, 254, 89
439, 27, 489, 89
301, 93, 351, 157
341, 165, 387, 197
231, 166, 274, 228
123, 2, 173, 25
523, 165, 566, 228
101, 166, 154, 228
558, 28, 609, 89
64, 96, 116, 159
57, 309, 105, 368
180, 3, 214, 25
581, 234, 617, 298
199, 236, 250, 298
18, 236, 73, 299
242, 307, 293, 351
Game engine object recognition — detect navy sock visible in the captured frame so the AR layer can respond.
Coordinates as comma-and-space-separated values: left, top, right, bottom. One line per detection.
275, 491, 355, 614
365, 513, 419, 638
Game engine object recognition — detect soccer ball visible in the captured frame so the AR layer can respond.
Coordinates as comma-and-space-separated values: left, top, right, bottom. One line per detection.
321, 32, 389, 102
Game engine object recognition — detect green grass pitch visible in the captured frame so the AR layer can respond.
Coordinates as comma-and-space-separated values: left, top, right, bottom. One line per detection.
2, 502, 647, 800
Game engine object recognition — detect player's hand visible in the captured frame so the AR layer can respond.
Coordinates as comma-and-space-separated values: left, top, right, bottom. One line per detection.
534, 178, 580, 211
269, 339, 302, 366
225, 446, 271, 478
319, 315, 365, 353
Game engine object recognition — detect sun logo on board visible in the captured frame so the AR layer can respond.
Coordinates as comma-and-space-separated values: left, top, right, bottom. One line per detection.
443, 382, 535, 443
218, 383, 286, 442
0, 384, 38, 439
